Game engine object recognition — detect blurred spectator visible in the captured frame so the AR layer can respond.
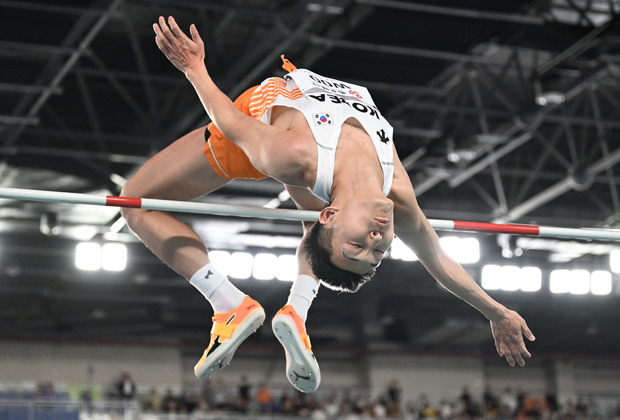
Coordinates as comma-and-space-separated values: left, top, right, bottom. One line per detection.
115, 372, 136, 400
324, 394, 339, 418
214, 378, 232, 410
387, 379, 402, 405
256, 382, 273, 413
460, 386, 474, 416
237, 375, 251, 413
293, 391, 311, 416
483, 385, 498, 416
501, 387, 518, 417
309, 396, 328, 420
438, 399, 453, 419
280, 392, 295, 415
517, 387, 527, 412
420, 399, 438, 418
162, 388, 176, 413
387, 379, 402, 416
414, 394, 430, 416
374, 395, 388, 418
144, 387, 162, 411
545, 386, 558, 414
202, 379, 216, 410
176, 390, 197, 413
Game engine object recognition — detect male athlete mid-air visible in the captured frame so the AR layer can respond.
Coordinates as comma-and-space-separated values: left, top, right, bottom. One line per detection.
120, 16, 535, 393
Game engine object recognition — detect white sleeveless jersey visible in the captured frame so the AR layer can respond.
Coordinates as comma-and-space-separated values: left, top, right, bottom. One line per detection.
257, 69, 394, 203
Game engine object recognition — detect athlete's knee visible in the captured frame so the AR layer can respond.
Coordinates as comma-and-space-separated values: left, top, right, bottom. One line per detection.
119, 180, 145, 229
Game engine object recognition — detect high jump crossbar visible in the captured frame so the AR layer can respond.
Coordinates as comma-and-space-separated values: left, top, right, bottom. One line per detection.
1, 187, 619, 242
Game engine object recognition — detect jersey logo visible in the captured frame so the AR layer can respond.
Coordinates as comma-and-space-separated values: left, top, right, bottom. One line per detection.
377, 129, 390, 144
349, 89, 363, 100
313, 113, 333, 126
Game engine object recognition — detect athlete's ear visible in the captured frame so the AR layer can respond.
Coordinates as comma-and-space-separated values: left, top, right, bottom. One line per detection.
319, 206, 338, 224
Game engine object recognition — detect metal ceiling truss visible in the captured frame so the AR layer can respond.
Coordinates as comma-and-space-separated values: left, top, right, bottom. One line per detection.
367, 15, 620, 227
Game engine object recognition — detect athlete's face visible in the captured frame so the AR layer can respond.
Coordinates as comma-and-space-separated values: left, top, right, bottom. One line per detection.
321, 200, 394, 274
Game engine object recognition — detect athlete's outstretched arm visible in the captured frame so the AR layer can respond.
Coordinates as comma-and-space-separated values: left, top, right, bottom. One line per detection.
152, 16, 302, 180
389, 151, 535, 367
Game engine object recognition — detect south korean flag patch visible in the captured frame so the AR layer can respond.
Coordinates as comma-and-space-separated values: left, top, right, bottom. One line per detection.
313, 113, 333, 126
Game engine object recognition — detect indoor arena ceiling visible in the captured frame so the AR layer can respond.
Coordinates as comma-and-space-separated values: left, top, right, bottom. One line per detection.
1, 0, 620, 360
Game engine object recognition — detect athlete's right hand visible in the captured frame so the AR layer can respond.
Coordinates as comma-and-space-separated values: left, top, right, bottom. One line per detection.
153, 16, 205, 76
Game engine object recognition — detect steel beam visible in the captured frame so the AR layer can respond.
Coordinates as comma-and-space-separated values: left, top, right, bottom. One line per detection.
2, 0, 123, 149
309, 36, 485, 63
0, 41, 83, 56
0, 0, 108, 15
0, 83, 62, 95
0, 115, 39, 125
500, 147, 620, 222
0, 145, 148, 165
448, 132, 533, 188
356, 0, 545, 25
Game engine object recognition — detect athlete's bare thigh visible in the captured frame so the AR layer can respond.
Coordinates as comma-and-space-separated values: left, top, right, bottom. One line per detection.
122, 126, 228, 200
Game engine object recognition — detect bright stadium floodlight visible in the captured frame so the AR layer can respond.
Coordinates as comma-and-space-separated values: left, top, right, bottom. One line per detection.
611, 249, 620, 273
252, 252, 278, 280
75, 242, 101, 271
440, 236, 480, 264
591, 270, 612, 296
276, 254, 297, 282
483, 265, 542, 292
520, 267, 542, 292
550, 269, 570, 294
568, 269, 590, 295
208, 250, 231, 277
500, 265, 521, 291
101, 243, 127, 272
481, 265, 502, 290
390, 237, 418, 261
228, 252, 253, 279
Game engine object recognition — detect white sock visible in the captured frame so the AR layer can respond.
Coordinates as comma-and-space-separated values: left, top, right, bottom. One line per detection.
286, 274, 319, 322
189, 263, 245, 313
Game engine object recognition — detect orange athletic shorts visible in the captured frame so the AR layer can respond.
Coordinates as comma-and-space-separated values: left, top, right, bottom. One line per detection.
203, 76, 303, 180
203, 85, 267, 180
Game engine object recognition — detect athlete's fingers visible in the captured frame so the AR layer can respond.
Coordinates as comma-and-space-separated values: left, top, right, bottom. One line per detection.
519, 338, 532, 359
512, 346, 526, 367
154, 34, 169, 55
158, 16, 176, 43
152, 23, 169, 48
494, 337, 503, 356
167, 16, 191, 43
504, 349, 516, 367
522, 322, 536, 342
189, 24, 203, 46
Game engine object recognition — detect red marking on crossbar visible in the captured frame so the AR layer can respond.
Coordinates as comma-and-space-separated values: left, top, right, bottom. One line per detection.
105, 196, 142, 208
453, 221, 540, 236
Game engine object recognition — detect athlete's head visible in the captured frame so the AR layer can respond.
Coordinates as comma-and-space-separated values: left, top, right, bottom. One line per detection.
305, 199, 394, 292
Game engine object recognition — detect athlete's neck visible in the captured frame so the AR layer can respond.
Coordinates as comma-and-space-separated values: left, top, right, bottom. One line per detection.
331, 159, 386, 205
331, 133, 385, 202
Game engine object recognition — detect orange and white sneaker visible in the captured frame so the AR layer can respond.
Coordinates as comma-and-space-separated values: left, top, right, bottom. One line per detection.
194, 296, 265, 379
272, 305, 321, 393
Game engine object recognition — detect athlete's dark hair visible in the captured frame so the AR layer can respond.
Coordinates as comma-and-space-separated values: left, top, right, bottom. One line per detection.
304, 221, 375, 293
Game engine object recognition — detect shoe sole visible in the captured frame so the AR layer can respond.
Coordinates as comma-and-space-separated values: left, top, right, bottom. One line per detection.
194, 307, 265, 379
272, 314, 321, 393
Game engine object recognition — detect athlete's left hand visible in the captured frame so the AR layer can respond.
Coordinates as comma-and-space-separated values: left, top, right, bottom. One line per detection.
153, 16, 205, 76
489, 308, 535, 367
